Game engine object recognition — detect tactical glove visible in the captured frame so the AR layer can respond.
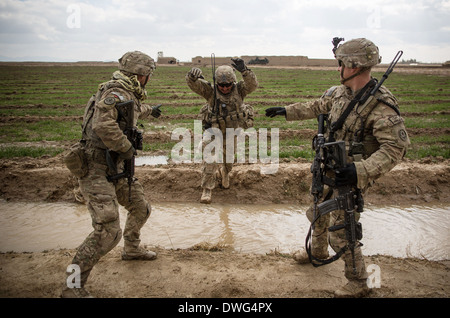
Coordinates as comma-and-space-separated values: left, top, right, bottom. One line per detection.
188, 67, 203, 80
231, 58, 248, 73
335, 163, 357, 187
151, 104, 162, 118
119, 146, 136, 160
265, 107, 286, 118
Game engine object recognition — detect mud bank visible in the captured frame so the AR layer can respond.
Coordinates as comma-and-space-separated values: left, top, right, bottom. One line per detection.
0, 156, 449, 205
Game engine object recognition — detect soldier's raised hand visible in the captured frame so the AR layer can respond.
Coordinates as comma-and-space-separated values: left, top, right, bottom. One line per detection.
188, 67, 204, 81
231, 58, 248, 73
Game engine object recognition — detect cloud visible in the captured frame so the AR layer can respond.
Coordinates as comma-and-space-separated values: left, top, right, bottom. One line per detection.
0, 0, 448, 62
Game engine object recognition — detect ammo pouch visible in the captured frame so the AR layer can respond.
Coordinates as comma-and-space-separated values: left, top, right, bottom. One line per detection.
64, 140, 88, 178
224, 110, 253, 129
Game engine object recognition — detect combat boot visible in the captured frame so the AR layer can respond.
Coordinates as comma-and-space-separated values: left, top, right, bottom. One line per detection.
293, 248, 329, 264
220, 166, 230, 189
61, 286, 93, 298
200, 188, 212, 204
334, 279, 370, 298
121, 247, 157, 261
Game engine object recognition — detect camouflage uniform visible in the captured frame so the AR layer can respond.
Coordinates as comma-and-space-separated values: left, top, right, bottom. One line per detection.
62, 51, 159, 297
267, 38, 410, 297
186, 59, 258, 203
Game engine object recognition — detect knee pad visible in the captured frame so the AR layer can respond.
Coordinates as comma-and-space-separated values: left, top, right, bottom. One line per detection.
129, 199, 151, 222
140, 202, 151, 222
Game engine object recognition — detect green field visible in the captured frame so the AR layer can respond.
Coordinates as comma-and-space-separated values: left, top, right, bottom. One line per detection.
0, 64, 449, 160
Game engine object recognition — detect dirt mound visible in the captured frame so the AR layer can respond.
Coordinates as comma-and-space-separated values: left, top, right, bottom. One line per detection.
0, 155, 449, 205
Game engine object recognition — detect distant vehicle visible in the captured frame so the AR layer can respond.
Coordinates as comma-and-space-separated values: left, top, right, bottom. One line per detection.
248, 57, 269, 65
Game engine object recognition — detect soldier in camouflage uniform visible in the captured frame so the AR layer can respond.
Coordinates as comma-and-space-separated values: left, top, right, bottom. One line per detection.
61, 51, 162, 298
186, 58, 258, 204
265, 38, 410, 297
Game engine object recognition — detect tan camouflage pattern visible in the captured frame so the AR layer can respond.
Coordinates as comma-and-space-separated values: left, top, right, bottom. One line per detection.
186, 68, 258, 118
186, 68, 258, 190
215, 65, 237, 83
118, 51, 156, 77
286, 83, 410, 280
69, 74, 156, 287
82, 80, 155, 152
335, 38, 381, 68
286, 84, 410, 190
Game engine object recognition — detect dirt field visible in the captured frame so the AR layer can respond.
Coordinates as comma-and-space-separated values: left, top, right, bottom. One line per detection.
0, 155, 449, 299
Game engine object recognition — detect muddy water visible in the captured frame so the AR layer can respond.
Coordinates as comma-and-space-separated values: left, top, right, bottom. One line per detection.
0, 200, 448, 261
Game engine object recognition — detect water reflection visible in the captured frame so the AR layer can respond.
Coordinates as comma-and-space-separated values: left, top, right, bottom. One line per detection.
0, 200, 448, 261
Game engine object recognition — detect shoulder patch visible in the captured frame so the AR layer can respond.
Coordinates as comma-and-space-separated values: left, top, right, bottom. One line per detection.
387, 115, 404, 126
97, 96, 119, 110
321, 86, 338, 98
398, 128, 408, 142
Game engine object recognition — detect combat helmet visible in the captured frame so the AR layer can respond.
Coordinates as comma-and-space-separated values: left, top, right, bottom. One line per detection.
334, 38, 381, 68
215, 65, 237, 84
118, 51, 156, 77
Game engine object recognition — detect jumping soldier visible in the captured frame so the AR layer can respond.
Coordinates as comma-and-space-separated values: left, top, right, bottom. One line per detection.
266, 38, 410, 297
186, 58, 258, 204
62, 51, 162, 298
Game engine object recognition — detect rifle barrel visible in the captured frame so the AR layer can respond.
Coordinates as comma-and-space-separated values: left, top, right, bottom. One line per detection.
370, 50, 403, 95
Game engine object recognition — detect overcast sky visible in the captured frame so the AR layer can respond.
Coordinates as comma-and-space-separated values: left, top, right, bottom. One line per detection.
0, 0, 449, 63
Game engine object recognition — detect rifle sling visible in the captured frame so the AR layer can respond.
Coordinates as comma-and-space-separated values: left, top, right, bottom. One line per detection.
329, 79, 377, 141
306, 213, 347, 267
305, 189, 363, 268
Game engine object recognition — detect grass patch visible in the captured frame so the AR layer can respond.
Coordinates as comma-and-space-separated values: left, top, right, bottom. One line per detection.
0, 120, 82, 142
0, 64, 448, 160
0, 146, 64, 158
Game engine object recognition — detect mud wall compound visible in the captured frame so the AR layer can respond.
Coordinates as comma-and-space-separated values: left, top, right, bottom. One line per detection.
191, 55, 336, 67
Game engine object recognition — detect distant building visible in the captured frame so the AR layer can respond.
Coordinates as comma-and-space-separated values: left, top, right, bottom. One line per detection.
157, 57, 177, 64
157, 51, 178, 65
191, 55, 336, 67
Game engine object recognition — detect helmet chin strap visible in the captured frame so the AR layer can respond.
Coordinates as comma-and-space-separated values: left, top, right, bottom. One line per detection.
340, 65, 366, 84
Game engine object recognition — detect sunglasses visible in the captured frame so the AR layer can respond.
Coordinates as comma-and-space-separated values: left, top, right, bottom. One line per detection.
217, 82, 233, 88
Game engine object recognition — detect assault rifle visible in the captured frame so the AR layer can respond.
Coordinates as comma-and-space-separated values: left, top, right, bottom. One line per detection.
205, 53, 221, 130
106, 100, 143, 202
306, 114, 363, 274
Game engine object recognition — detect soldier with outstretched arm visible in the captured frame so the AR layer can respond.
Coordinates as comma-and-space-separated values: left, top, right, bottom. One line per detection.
266, 38, 410, 297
